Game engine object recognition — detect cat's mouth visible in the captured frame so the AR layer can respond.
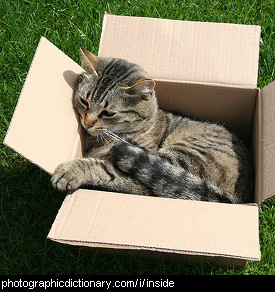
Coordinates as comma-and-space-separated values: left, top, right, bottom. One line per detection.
79, 116, 104, 134
82, 123, 107, 136
87, 127, 107, 136
86, 127, 129, 145
79, 120, 127, 145
79, 116, 129, 144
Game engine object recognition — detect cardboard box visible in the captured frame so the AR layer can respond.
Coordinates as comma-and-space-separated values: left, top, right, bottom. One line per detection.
4, 14, 275, 267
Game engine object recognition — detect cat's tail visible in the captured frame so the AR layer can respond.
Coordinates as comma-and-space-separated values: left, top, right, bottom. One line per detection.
112, 142, 239, 204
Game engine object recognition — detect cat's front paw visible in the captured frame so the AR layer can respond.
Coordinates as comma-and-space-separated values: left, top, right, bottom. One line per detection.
111, 142, 146, 174
51, 160, 83, 192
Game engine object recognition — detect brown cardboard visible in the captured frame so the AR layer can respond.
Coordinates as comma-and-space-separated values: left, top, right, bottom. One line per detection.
155, 81, 258, 145
252, 90, 262, 204
48, 189, 260, 262
260, 81, 275, 201
4, 37, 84, 174
99, 14, 261, 88
4, 14, 275, 266
252, 81, 275, 204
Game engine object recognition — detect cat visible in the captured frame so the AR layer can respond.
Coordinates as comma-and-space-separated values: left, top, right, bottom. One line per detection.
51, 47, 254, 204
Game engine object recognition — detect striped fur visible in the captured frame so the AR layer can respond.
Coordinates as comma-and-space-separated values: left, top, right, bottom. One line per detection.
51, 52, 254, 204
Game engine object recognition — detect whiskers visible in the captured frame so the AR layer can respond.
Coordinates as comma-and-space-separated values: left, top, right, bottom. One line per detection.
97, 131, 130, 146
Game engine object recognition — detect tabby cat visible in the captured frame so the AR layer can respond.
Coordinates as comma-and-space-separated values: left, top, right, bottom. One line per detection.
51, 48, 254, 204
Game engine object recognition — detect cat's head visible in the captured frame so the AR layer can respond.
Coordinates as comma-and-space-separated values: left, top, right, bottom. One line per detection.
73, 48, 157, 136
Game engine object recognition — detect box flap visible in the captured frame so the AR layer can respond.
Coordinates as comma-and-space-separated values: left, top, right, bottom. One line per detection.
99, 14, 261, 88
260, 80, 275, 202
4, 37, 84, 174
48, 189, 261, 261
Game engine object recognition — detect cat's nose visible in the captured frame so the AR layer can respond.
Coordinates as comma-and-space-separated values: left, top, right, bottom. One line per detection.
83, 114, 97, 129
82, 121, 91, 129
83, 119, 96, 129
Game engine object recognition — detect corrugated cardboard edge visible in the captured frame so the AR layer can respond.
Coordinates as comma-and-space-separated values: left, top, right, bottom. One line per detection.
47, 237, 261, 262
253, 88, 262, 204
83, 246, 249, 267
70, 123, 85, 162
3, 36, 51, 174
154, 78, 259, 89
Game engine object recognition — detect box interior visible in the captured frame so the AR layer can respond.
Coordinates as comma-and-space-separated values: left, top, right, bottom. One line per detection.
97, 14, 267, 205
75, 79, 260, 202
155, 80, 258, 146
155, 80, 262, 204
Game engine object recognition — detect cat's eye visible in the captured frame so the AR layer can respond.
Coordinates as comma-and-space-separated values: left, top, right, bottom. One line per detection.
99, 110, 116, 118
80, 97, 90, 109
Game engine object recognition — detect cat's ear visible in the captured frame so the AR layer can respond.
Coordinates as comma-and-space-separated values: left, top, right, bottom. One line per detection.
80, 47, 99, 76
128, 79, 155, 100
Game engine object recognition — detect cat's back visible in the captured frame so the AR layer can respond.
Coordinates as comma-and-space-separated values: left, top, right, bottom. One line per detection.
159, 112, 254, 203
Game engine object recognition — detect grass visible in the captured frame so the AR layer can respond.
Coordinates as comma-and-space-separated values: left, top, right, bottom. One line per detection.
0, 0, 274, 275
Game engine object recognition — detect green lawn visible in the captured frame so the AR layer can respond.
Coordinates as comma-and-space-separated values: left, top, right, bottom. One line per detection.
0, 0, 274, 275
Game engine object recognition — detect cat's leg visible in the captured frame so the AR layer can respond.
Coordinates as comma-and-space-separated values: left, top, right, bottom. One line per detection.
51, 158, 149, 195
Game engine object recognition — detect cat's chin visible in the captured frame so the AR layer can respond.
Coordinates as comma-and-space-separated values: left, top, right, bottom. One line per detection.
85, 128, 98, 136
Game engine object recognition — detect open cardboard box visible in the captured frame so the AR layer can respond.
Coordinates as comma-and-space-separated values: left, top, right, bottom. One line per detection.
4, 14, 275, 267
